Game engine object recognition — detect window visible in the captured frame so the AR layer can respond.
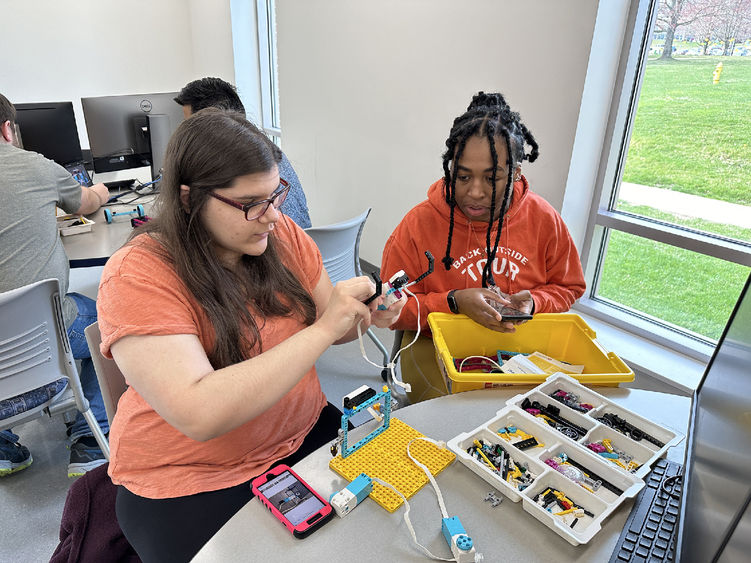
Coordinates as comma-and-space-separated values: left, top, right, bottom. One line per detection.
256, 0, 281, 144
578, 0, 751, 359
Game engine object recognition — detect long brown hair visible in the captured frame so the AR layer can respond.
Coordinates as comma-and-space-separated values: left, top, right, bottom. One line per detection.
135, 109, 317, 368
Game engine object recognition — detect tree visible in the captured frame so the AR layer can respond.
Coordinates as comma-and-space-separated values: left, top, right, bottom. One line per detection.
715, 0, 751, 55
656, 0, 719, 59
685, 8, 722, 53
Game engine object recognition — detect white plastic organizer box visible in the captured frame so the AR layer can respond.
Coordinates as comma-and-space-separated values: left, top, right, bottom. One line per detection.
446, 373, 683, 546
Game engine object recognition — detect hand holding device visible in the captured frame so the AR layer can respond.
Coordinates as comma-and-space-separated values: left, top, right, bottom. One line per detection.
251, 465, 333, 538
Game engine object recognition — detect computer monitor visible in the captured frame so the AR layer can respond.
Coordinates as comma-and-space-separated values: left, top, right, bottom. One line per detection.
675, 272, 751, 562
13, 102, 84, 166
81, 92, 183, 178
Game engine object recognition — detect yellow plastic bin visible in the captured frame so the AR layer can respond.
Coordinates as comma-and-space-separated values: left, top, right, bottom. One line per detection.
427, 312, 633, 393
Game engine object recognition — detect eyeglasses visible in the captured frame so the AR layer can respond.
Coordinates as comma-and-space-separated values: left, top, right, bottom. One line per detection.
208, 179, 290, 221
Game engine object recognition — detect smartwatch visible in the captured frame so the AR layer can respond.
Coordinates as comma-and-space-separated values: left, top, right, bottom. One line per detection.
447, 290, 459, 314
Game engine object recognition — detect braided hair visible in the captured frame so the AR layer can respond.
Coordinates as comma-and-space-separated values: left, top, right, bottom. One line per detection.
441, 92, 539, 288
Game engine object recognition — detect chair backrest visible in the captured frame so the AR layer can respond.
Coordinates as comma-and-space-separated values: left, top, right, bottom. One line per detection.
304, 208, 371, 284
0, 279, 76, 398
84, 322, 127, 426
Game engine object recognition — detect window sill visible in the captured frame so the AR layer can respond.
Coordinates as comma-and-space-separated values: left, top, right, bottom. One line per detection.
571, 304, 708, 396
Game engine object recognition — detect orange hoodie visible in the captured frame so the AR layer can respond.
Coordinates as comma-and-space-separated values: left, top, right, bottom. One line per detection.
381, 177, 585, 332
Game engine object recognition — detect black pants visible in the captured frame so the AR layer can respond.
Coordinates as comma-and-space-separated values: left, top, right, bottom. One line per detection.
116, 402, 347, 563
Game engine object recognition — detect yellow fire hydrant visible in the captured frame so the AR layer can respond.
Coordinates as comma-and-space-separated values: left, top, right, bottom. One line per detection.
713, 62, 723, 84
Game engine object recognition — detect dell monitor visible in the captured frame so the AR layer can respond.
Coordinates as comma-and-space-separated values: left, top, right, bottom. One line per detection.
13, 102, 84, 166
81, 92, 183, 179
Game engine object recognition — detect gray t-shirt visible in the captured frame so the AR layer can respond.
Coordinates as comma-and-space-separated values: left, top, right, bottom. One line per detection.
0, 143, 83, 326
278, 152, 311, 229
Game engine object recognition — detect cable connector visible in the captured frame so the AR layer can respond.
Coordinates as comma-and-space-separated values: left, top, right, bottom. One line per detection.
442, 516, 481, 562
329, 473, 373, 518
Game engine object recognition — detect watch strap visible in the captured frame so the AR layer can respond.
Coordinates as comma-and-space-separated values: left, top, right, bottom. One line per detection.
447, 289, 459, 314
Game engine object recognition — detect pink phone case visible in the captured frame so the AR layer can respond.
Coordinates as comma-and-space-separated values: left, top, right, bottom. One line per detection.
251, 464, 334, 538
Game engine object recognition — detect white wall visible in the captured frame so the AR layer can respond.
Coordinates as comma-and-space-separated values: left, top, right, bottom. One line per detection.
277, 0, 599, 263
0, 0, 234, 151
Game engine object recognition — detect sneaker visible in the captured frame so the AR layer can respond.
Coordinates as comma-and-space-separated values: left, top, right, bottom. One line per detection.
0, 440, 33, 477
68, 436, 107, 478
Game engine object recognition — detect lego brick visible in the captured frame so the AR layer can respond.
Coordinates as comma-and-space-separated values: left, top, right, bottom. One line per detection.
329, 418, 455, 512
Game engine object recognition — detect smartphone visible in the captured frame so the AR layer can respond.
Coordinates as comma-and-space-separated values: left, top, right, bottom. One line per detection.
251, 464, 334, 539
499, 305, 533, 322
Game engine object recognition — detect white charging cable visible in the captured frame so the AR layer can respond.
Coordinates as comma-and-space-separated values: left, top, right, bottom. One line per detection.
357, 286, 423, 394
370, 436, 482, 562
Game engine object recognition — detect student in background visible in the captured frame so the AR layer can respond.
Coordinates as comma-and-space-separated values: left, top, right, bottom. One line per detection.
0, 92, 110, 477
381, 92, 585, 403
97, 109, 403, 561
174, 77, 312, 228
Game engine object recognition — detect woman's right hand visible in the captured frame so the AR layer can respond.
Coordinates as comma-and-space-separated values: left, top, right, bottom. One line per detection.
453, 287, 512, 332
316, 276, 374, 342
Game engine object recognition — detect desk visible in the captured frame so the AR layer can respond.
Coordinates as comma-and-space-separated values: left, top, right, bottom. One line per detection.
61, 198, 155, 268
193, 387, 689, 563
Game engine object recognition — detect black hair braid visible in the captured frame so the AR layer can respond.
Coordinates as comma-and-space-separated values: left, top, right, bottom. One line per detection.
482, 128, 515, 289
483, 121, 499, 287
519, 123, 539, 163
442, 134, 471, 270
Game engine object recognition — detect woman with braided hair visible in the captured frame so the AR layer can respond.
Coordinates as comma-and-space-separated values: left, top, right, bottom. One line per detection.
381, 92, 585, 403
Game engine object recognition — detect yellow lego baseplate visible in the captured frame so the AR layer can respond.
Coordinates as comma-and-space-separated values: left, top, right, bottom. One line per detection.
329, 418, 456, 512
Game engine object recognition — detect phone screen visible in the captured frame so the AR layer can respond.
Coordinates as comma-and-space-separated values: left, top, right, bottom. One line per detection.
256, 470, 326, 526
500, 305, 533, 321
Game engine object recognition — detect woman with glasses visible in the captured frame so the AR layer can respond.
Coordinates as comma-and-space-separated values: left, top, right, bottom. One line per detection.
95, 109, 404, 562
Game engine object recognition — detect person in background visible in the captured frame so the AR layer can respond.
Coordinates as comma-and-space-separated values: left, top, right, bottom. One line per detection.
96, 109, 403, 561
381, 91, 585, 403
0, 92, 110, 477
174, 77, 312, 228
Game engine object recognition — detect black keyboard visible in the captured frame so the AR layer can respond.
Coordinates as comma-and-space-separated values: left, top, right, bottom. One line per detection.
104, 179, 136, 190
609, 457, 683, 562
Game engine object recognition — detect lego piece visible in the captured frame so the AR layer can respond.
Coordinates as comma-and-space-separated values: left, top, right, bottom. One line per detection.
596, 412, 665, 447
329, 473, 374, 518
329, 418, 455, 512
483, 491, 503, 507
441, 516, 478, 563
339, 386, 392, 458
343, 385, 377, 410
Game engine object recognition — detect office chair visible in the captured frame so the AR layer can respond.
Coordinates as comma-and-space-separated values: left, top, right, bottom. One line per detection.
0, 279, 110, 458
84, 322, 128, 427
304, 208, 391, 380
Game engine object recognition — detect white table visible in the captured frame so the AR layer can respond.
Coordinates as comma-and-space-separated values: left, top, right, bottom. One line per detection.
193, 386, 690, 563
61, 197, 156, 267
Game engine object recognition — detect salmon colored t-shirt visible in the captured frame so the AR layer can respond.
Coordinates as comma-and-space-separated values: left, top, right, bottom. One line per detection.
96, 218, 326, 499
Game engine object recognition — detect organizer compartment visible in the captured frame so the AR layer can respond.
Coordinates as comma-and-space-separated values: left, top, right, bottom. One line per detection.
582, 425, 655, 478
485, 409, 561, 454
537, 445, 641, 504
515, 390, 597, 442
522, 470, 610, 545
589, 402, 677, 453
449, 427, 547, 502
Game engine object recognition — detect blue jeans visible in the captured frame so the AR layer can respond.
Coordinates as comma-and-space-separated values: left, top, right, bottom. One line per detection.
0, 292, 109, 448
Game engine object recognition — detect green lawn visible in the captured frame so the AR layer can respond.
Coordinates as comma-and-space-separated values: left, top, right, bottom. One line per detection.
597, 55, 751, 340
623, 57, 751, 205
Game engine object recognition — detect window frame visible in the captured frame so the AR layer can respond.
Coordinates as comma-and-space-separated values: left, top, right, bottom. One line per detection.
576, 0, 751, 362
255, 0, 281, 140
